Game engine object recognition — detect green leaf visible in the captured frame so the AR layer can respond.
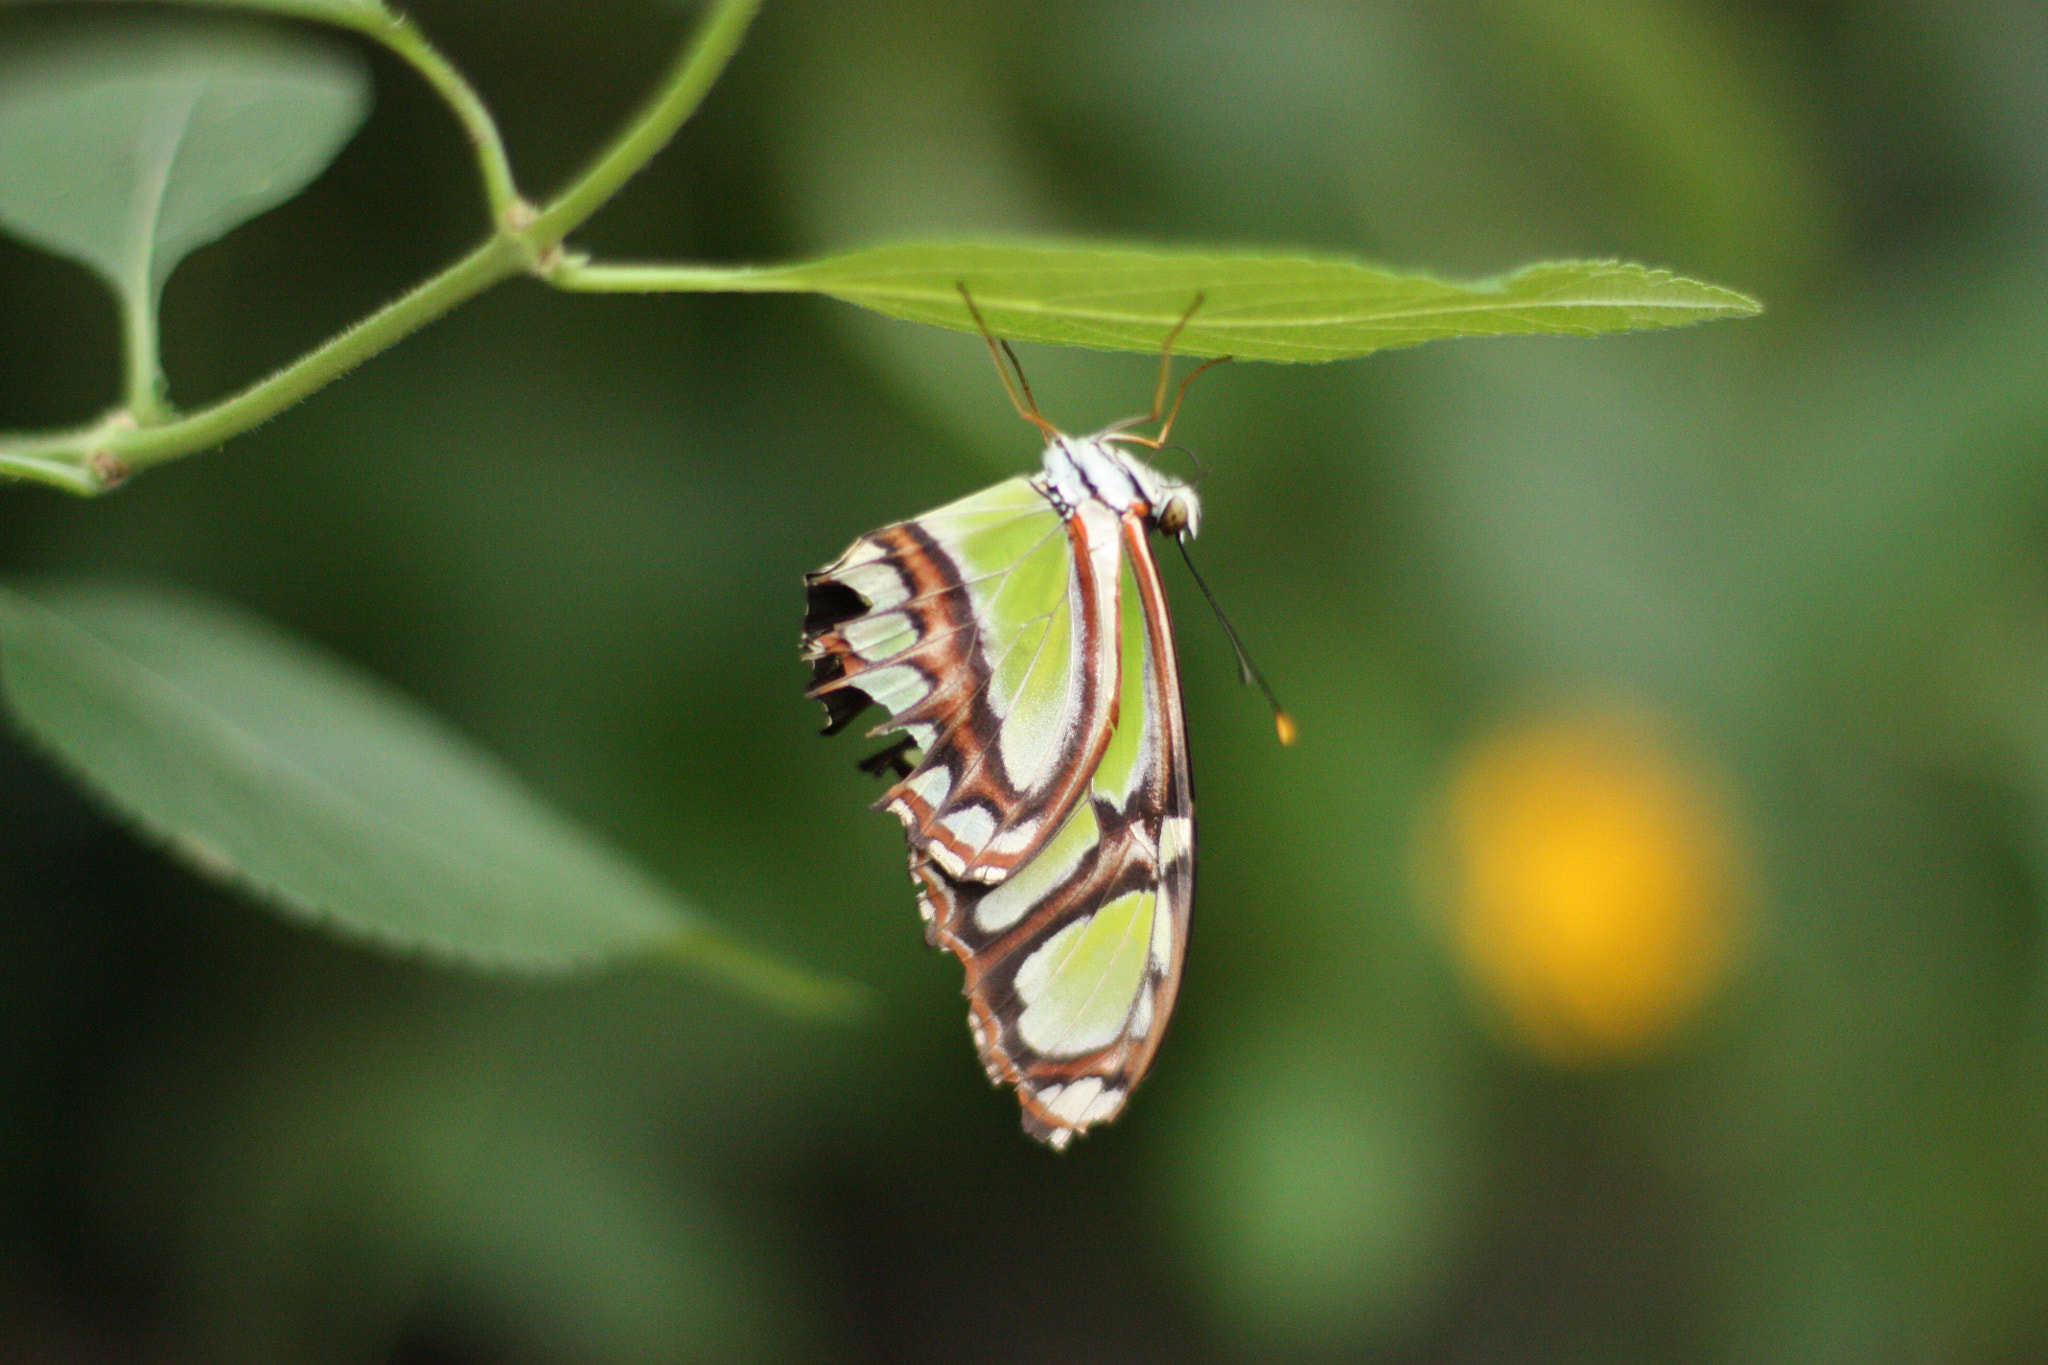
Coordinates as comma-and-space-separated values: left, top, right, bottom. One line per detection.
0, 1, 395, 19
0, 11, 370, 410
149, 0, 395, 20
729, 242, 1761, 361
0, 583, 850, 1009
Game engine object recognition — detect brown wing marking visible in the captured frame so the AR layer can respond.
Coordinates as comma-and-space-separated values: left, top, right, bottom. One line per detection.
805, 500, 1125, 886
905, 511, 1196, 1150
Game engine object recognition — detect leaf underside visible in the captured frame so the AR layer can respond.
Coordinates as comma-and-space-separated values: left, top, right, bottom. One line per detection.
738, 242, 1761, 362
0, 582, 722, 975
0, 11, 369, 304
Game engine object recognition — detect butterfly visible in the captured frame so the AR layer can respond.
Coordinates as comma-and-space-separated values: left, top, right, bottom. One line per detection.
802, 294, 1275, 1149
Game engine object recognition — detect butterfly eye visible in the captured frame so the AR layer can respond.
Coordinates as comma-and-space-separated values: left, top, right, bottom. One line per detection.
1157, 491, 1196, 538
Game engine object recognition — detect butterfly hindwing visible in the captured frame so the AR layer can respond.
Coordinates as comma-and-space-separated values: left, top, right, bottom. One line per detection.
804, 453, 1197, 1150
915, 519, 1193, 1147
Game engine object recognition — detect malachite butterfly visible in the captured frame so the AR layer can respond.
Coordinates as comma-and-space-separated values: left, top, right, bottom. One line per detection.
802, 298, 1240, 1150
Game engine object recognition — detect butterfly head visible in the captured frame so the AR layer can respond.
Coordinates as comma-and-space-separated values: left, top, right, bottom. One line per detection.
1043, 434, 1203, 540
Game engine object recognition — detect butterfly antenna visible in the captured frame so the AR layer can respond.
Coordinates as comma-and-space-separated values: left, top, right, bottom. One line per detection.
958, 283, 1059, 441
1176, 538, 1296, 746
1126, 293, 1232, 452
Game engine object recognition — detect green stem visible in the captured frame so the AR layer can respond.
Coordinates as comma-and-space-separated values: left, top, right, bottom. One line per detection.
667, 926, 871, 1021
120, 235, 527, 477
373, 14, 522, 222
543, 259, 801, 293
529, 0, 763, 241
0, 447, 104, 495
120, 279, 170, 425
0, 0, 765, 493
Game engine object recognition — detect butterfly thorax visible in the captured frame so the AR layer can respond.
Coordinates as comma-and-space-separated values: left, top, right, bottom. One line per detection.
1038, 434, 1201, 539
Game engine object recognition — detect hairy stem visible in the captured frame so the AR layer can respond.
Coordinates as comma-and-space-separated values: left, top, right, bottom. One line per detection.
119, 235, 526, 477
542, 259, 798, 293
373, 14, 523, 222
530, 0, 763, 241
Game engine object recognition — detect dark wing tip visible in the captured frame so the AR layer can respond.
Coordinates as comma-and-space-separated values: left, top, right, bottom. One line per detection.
810, 661, 876, 735
804, 574, 879, 734
804, 577, 869, 638
856, 735, 919, 780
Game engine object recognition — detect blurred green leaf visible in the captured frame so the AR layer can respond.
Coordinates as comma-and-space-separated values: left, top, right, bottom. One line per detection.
1164, 1021, 1479, 1353
155, 0, 394, 18
731, 242, 1760, 361
1490, 0, 1834, 283
9, 0, 397, 17
0, 12, 368, 328
0, 582, 845, 1001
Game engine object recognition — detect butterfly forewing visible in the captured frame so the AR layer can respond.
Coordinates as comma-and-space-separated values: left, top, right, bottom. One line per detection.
804, 478, 1123, 884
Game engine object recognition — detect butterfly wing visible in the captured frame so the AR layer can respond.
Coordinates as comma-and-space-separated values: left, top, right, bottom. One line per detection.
803, 477, 1124, 885
908, 510, 1194, 1149
807, 480, 1193, 1149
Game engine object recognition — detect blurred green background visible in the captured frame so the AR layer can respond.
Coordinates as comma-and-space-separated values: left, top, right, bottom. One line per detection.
4, 0, 2047, 1359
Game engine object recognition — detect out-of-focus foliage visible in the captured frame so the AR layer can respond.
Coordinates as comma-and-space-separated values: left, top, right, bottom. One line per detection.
0, 583, 820, 981
0, 11, 367, 306
2, 0, 2045, 1362
0, 9, 367, 419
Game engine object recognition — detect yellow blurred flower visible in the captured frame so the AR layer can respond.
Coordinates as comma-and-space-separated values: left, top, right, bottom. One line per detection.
1436, 708, 1743, 1066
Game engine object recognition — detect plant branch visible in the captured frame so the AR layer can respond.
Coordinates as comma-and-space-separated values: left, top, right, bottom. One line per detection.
371, 13, 522, 222
0, 433, 109, 495
529, 0, 762, 241
542, 258, 799, 293
670, 926, 872, 1022
118, 234, 528, 478
0, 0, 766, 493
119, 278, 170, 425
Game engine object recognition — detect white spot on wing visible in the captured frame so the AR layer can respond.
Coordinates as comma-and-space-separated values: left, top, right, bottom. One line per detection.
925, 841, 969, 878
1150, 886, 1175, 970
906, 766, 952, 812
1083, 1083, 1124, 1125
1130, 986, 1155, 1039
1043, 1075, 1112, 1125
856, 664, 928, 715
989, 822, 1040, 856
940, 804, 996, 852
1159, 816, 1193, 867
837, 539, 886, 568
835, 559, 910, 610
